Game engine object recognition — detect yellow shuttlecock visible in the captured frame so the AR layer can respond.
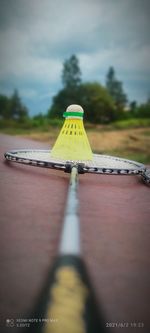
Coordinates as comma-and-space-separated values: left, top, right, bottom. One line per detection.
51, 104, 93, 161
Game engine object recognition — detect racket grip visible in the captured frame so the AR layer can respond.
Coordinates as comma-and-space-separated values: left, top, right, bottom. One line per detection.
25, 255, 107, 333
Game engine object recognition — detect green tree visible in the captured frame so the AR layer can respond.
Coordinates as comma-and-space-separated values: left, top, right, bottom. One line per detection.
78, 82, 117, 123
9, 89, 28, 120
48, 54, 82, 118
48, 59, 126, 123
136, 101, 150, 118
62, 54, 81, 89
48, 82, 117, 123
129, 100, 138, 117
49, 87, 82, 118
106, 67, 127, 109
0, 94, 10, 119
129, 97, 150, 119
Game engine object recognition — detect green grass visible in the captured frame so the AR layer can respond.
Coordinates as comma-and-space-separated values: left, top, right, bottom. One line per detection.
106, 150, 150, 164
112, 118, 150, 129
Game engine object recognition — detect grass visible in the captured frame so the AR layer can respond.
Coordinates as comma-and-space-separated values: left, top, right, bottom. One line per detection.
86, 127, 150, 164
1, 118, 150, 164
13, 126, 150, 164
112, 117, 150, 129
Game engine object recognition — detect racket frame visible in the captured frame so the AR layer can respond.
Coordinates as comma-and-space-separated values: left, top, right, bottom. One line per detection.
4, 149, 146, 176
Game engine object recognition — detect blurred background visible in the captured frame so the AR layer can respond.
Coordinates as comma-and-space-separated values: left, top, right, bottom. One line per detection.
0, 0, 150, 163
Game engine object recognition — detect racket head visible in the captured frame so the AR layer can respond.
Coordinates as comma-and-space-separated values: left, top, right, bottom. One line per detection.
4, 149, 146, 175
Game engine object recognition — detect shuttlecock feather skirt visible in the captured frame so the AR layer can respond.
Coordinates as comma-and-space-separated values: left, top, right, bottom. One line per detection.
51, 119, 93, 161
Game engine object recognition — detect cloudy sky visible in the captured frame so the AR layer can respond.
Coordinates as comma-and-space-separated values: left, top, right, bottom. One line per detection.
0, 0, 150, 115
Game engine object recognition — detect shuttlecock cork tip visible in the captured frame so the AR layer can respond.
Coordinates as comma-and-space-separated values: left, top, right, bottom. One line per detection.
63, 104, 84, 119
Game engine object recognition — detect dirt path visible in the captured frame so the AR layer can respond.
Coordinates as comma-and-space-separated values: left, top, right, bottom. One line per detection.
0, 134, 150, 332
21, 126, 150, 156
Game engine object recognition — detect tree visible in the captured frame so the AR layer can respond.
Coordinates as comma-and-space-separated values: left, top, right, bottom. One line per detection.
48, 58, 127, 123
48, 86, 82, 118
48, 82, 117, 123
136, 102, 150, 118
106, 67, 127, 109
0, 94, 10, 119
129, 100, 138, 117
48, 55, 82, 118
9, 89, 28, 120
62, 54, 81, 89
78, 82, 117, 123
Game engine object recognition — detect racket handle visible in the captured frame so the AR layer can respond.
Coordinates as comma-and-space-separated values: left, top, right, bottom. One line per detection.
25, 255, 107, 333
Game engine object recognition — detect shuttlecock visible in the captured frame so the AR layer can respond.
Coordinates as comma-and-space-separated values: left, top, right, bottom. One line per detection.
51, 104, 93, 161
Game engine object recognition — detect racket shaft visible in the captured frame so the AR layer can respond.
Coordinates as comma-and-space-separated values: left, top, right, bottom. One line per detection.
26, 255, 106, 333
23, 167, 107, 332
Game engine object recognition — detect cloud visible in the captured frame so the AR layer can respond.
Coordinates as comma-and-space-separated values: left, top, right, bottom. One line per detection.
0, 0, 150, 113
80, 44, 150, 79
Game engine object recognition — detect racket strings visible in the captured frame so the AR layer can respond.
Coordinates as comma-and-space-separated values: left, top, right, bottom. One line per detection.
5, 150, 145, 175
